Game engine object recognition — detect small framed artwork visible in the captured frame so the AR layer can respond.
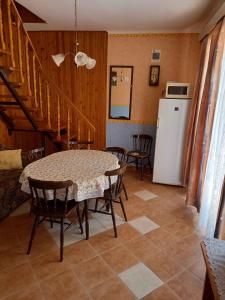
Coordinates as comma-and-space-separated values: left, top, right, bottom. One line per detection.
149, 65, 160, 86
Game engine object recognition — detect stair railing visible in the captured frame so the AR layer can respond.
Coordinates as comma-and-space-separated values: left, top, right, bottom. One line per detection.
0, 0, 96, 148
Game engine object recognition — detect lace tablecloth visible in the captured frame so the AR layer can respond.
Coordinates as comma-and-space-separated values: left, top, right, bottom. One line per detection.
203, 238, 225, 299
20, 150, 119, 202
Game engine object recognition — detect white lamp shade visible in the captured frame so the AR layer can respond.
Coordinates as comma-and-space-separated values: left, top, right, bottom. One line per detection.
74, 52, 88, 67
86, 57, 96, 69
51, 53, 65, 67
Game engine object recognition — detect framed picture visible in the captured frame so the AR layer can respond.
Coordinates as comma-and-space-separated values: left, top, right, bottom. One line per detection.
149, 65, 160, 86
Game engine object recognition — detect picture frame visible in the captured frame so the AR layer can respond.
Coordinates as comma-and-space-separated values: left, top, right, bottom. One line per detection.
149, 65, 160, 86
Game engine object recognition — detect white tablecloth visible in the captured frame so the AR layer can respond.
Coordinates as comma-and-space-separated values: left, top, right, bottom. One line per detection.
20, 150, 119, 202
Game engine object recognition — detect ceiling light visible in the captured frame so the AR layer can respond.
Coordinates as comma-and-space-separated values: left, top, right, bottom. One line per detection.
51, 0, 96, 69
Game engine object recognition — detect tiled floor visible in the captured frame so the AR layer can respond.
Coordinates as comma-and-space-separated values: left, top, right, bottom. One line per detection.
0, 167, 205, 299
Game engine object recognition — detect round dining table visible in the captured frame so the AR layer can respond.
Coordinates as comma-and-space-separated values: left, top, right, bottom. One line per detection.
20, 150, 119, 202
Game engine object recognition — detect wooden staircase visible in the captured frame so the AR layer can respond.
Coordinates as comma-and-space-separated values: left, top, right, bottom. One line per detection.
0, 0, 96, 149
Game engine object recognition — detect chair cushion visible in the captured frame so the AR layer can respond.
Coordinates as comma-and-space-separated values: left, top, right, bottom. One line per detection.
127, 150, 149, 158
0, 149, 22, 170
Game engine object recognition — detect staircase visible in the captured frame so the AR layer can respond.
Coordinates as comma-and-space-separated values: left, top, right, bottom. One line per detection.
0, 0, 96, 149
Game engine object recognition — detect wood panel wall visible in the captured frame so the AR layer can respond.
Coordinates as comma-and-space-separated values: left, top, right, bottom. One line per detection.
29, 31, 108, 150
0, 31, 107, 151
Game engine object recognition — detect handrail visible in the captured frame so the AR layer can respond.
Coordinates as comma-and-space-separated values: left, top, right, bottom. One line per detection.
11, 0, 96, 133
41, 72, 96, 132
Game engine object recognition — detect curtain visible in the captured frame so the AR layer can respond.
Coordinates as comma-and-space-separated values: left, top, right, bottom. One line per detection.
198, 21, 225, 236
183, 19, 224, 212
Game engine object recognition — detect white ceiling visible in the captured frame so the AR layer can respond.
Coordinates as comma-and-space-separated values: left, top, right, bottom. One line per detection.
17, 0, 214, 33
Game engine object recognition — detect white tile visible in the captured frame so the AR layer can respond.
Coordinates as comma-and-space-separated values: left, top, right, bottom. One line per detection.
44, 212, 125, 247
134, 190, 158, 201
93, 211, 125, 229
129, 216, 159, 234
10, 201, 30, 216
119, 263, 163, 299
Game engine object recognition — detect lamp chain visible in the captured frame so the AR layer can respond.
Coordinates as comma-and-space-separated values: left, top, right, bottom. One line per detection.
75, 0, 79, 53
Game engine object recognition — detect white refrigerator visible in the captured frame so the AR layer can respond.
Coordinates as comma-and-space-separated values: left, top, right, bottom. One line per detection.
153, 98, 191, 186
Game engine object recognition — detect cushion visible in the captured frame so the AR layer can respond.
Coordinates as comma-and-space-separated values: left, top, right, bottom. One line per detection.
0, 149, 23, 170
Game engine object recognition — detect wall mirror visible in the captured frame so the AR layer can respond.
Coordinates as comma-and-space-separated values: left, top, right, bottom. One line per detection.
109, 65, 133, 120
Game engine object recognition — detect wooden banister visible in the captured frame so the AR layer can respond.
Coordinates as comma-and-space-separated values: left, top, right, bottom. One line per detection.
7, 0, 15, 67
1, 0, 96, 147
0, 0, 6, 50
17, 18, 24, 83
41, 72, 96, 132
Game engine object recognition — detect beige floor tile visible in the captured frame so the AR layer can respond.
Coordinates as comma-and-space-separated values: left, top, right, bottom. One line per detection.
64, 240, 97, 264
142, 285, 181, 300
30, 251, 71, 281
144, 251, 184, 282
90, 276, 135, 300
124, 236, 159, 260
101, 245, 138, 273
167, 270, 204, 300
73, 256, 114, 289
0, 262, 38, 299
88, 229, 121, 253
3, 285, 44, 300
188, 258, 206, 282
40, 269, 89, 300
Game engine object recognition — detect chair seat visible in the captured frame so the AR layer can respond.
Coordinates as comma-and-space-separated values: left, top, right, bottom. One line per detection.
32, 198, 77, 217
127, 150, 150, 158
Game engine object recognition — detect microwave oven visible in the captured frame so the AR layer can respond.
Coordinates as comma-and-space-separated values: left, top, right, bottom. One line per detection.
165, 82, 193, 99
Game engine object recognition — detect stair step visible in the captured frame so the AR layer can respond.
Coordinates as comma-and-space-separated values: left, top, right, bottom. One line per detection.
0, 95, 30, 101
0, 81, 22, 88
0, 49, 11, 56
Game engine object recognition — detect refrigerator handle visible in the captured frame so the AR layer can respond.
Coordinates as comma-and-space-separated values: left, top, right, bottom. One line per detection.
157, 117, 160, 128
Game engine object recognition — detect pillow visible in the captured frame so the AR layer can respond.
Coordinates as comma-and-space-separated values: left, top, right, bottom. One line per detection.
0, 149, 23, 170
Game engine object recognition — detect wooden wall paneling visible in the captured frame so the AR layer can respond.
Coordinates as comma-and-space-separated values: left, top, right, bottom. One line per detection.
28, 31, 108, 150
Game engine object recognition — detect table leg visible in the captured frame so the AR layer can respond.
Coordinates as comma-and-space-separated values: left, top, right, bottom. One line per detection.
84, 200, 89, 240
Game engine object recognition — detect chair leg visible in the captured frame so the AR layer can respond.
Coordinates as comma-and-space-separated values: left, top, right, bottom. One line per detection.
148, 157, 152, 171
27, 215, 38, 255
94, 199, 99, 212
141, 158, 144, 180
119, 196, 127, 222
122, 182, 128, 200
60, 218, 64, 262
50, 218, 53, 228
76, 205, 83, 234
84, 200, 89, 240
109, 199, 117, 238
135, 158, 138, 170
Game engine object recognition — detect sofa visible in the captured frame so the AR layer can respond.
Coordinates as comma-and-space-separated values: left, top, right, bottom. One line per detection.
0, 145, 44, 221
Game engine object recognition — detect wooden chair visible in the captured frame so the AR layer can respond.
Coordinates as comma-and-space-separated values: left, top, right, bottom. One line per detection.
105, 147, 128, 200
67, 140, 94, 150
127, 134, 153, 180
27, 178, 83, 262
84, 161, 128, 239
27, 147, 45, 163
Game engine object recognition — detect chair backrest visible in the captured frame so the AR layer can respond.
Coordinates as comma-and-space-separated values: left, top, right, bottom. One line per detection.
28, 177, 73, 215
105, 147, 127, 162
132, 134, 153, 154
67, 140, 93, 150
105, 161, 127, 199
27, 147, 45, 163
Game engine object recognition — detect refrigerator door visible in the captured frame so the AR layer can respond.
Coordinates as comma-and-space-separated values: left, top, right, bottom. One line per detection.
153, 98, 191, 185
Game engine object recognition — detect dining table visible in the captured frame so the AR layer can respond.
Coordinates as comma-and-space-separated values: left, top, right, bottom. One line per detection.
19, 149, 119, 201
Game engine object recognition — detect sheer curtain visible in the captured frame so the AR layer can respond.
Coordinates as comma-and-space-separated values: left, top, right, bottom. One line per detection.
199, 41, 225, 236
